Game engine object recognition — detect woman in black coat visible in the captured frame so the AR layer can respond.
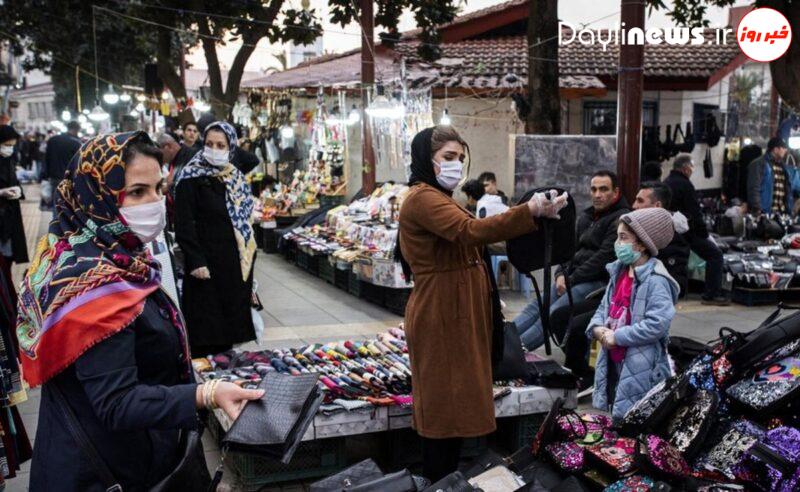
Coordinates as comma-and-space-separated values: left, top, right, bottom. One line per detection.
0, 125, 28, 272
18, 132, 262, 491
175, 121, 257, 357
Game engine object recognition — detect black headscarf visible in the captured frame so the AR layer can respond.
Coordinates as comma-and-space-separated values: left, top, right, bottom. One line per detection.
407, 127, 452, 196
395, 127, 447, 278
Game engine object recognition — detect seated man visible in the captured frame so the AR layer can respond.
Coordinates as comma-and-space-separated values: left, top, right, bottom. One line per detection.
633, 181, 690, 297
478, 171, 509, 205
513, 170, 630, 350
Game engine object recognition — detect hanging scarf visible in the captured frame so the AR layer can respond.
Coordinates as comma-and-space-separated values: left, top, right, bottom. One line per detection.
175, 121, 256, 280
16, 132, 188, 387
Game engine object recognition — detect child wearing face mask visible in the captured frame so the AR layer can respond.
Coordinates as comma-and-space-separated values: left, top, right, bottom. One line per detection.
585, 208, 679, 421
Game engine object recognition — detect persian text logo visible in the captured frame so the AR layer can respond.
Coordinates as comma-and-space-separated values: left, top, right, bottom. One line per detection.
737, 8, 792, 62
558, 22, 734, 51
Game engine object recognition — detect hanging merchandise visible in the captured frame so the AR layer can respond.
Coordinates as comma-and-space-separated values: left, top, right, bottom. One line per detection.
704, 146, 714, 179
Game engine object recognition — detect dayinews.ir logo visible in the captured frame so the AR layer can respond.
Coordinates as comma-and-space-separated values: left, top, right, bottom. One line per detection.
737, 8, 792, 62
559, 7, 792, 62
558, 22, 735, 51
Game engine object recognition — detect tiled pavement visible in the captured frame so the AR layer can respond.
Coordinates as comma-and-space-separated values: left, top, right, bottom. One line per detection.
6, 185, 776, 491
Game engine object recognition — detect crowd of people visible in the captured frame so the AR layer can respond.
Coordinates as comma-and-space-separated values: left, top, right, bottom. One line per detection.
0, 117, 796, 488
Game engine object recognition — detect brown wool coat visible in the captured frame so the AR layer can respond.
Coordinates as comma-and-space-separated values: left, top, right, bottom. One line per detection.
399, 184, 537, 438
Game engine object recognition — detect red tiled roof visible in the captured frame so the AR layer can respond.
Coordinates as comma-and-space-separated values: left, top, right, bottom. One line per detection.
243, 50, 399, 89
400, 0, 528, 40
396, 29, 742, 90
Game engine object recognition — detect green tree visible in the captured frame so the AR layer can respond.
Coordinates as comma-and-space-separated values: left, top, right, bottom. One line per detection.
651, 0, 799, 112
2, 1, 461, 119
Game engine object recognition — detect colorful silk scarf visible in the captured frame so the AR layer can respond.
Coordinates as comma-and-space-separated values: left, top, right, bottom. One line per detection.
175, 121, 255, 280
16, 132, 182, 387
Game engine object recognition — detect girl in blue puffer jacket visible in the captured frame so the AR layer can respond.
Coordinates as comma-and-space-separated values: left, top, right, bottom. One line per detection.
586, 208, 680, 421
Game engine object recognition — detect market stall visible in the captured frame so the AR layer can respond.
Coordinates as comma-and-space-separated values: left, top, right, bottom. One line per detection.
305, 306, 800, 491
194, 326, 578, 489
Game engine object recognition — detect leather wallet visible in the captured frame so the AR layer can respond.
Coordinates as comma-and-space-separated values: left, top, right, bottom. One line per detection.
309, 459, 384, 491
423, 471, 475, 492
223, 372, 323, 464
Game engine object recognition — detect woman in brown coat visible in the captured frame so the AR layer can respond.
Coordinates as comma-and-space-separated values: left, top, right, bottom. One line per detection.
397, 126, 568, 480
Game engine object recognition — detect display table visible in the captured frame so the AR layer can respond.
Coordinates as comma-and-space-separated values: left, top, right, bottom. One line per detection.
206, 385, 577, 490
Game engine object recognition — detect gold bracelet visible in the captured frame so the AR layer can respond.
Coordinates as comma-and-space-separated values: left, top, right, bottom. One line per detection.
209, 380, 220, 410
203, 380, 215, 410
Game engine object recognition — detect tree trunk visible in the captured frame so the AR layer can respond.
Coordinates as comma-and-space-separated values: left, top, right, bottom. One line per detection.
763, 0, 800, 111
526, 0, 561, 134
197, 19, 227, 119
156, 29, 187, 99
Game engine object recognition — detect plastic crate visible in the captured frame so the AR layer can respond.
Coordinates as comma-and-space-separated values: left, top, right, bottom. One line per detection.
384, 288, 411, 316
283, 240, 297, 263
348, 271, 365, 298
261, 228, 279, 254
335, 268, 350, 290
362, 282, 386, 307
319, 195, 346, 209
385, 429, 487, 469
732, 287, 800, 306
495, 414, 545, 453
318, 257, 336, 284
206, 411, 346, 490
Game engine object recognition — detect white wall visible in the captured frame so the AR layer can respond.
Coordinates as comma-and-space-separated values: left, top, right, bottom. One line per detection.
10, 92, 56, 133
431, 97, 525, 200
567, 75, 732, 191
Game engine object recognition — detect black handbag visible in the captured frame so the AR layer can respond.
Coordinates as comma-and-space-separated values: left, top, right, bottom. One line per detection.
422, 471, 475, 492
223, 372, 323, 464
484, 247, 527, 381
348, 470, 424, 492
507, 188, 577, 355
51, 381, 211, 492
727, 306, 800, 372
310, 459, 384, 491
492, 321, 528, 381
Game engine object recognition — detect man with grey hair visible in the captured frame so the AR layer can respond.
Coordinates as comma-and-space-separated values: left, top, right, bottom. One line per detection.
664, 153, 728, 305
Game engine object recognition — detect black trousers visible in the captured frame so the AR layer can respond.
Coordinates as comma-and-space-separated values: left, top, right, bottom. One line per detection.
687, 234, 724, 298
421, 436, 463, 482
550, 297, 602, 378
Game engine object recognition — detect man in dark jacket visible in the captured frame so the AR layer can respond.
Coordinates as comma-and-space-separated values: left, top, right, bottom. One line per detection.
664, 154, 728, 305
44, 121, 81, 189
747, 137, 794, 215
514, 170, 629, 350
633, 181, 690, 297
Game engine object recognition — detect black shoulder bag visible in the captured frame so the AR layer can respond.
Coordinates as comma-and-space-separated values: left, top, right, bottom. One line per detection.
507, 188, 577, 355
50, 381, 210, 492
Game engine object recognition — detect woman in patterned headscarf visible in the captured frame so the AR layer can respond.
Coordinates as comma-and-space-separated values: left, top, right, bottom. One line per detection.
175, 121, 257, 357
19, 132, 263, 491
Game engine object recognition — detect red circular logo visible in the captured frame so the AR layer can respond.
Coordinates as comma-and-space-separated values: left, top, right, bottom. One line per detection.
737, 8, 792, 62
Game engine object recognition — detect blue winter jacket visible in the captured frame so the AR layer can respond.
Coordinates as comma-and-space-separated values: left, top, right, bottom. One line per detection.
586, 258, 679, 420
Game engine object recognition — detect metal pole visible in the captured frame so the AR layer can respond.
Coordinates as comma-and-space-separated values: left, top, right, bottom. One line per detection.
75, 65, 82, 113
616, 0, 645, 203
360, 0, 376, 195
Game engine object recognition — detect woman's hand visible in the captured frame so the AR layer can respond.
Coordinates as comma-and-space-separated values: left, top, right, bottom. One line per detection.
195, 382, 265, 421
527, 190, 568, 219
214, 382, 265, 421
592, 326, 610, 342
190, 267, 211, 280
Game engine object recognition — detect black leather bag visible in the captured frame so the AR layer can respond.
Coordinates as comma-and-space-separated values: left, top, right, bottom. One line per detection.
507, 188, 577, 355
51, 381, 211, 492
310, 459, 384, 491
422, 471, 475, 492
223, 372, 323, 464
727, 307, 800, 372
348, 470, 425, 492
492, 321, 528, 381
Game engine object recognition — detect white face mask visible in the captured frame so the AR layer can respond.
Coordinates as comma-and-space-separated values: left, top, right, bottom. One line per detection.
0, 146, 14, 158
119, 199, 166, 245
434, 159, 463, 191
204, 147, 229, 168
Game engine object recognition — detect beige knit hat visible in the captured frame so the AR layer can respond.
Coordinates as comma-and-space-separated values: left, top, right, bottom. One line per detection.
620, 208, 675, 256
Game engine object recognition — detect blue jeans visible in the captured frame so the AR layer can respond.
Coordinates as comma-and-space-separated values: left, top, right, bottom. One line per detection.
513, 279, 606, 350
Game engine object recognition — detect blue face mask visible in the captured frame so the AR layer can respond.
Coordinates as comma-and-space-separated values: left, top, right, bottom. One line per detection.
614, 242, 642, 265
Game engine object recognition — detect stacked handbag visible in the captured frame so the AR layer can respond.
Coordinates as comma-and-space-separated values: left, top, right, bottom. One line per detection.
516, 304, 800, 490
